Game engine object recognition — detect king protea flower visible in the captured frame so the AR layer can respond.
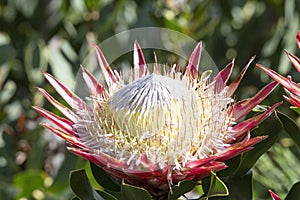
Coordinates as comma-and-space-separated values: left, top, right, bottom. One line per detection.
257, 31, 300, 108
34, 41, 280, 194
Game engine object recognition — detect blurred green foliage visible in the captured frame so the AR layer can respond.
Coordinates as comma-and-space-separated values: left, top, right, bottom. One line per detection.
1, 0, 300, 199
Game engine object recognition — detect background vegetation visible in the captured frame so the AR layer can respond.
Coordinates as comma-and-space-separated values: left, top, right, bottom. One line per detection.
1, 0, 300, 199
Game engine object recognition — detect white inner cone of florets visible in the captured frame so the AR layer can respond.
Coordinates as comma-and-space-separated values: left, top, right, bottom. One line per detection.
78, 73, 233, 170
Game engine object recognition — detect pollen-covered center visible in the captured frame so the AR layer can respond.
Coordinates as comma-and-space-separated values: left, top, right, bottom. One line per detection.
84, 73, 232, 169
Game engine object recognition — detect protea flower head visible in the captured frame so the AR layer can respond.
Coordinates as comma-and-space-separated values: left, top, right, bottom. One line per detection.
257, 31, 300, 108
34, 41, 280, 194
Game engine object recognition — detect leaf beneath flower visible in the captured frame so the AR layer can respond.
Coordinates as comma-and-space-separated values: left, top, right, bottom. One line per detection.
200, 171, 229, 199
227, 170, 253, 200
276, 112, 300, 150
90, 162, 121, 192
70, 169, 104, 200
121, 180, 152, 200
168, 180, 195, 200
285, 181, 300, 200
290, 106, 300, 115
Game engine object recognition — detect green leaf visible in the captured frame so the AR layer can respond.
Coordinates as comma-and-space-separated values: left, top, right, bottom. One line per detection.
24, 38, 48, 84
90, 162, 121, 192
290, 106, 300, 115
227, 170, 253, 200
217, 155, 242, 178
70, 169, 103, 200
285, 181, 300, 200
0, 61, 10, 88
98, 190, 119, 200
200, 171, 229, 199
195, 184, 205, 197
121, 181, 152, 200
168, 180, 195, 200
13, 170, 45, 198
48, 38, 75, 90
0, 42, 16, 66
277, 112, 300, 149
0, 80, 16, 104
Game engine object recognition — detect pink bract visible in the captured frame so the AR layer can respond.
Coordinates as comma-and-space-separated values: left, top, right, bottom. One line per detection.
257, 31, 300, 108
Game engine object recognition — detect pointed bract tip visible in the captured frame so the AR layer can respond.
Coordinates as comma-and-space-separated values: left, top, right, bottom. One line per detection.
93, 43, 118, 85
193, 42, 202, 57
43, 72, 51, 78
249, 55, 256, 63
284, 49, 290, 54
185, 41, 202, 80
226, 56, 254, 97
133, 40, 147, 79
134, 40, 140, 46
36, 87, 46, 93
196, 41, 202, 47
256, 63, 274, 75
256, 63, 265, 69
92, 43, 98, 48
133, 40, 145, 62
214, 60, 234, 89
32, 105, 39, 110
134, 40, 144, 55
284, 49, 300, 72
268, 189, 281, 200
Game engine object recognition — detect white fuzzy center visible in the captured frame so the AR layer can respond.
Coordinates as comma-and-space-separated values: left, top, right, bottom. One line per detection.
78, 73, 233, 170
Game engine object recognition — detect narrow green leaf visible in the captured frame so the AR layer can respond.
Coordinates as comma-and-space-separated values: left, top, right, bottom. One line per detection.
90, 162, 121, 192
24, 38, 48, 84
168, 180, 195, 200
0, 80, 16, 104
0, 62, 10, 88
207, 172, 229, 197
277, 112, 300, 149
121, 181, 152, 200
70, 169, 103, 200
290, 106, 300, 115
200, 172, 229, 199
195, 184, 205, 197
285, 181, 300, 200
